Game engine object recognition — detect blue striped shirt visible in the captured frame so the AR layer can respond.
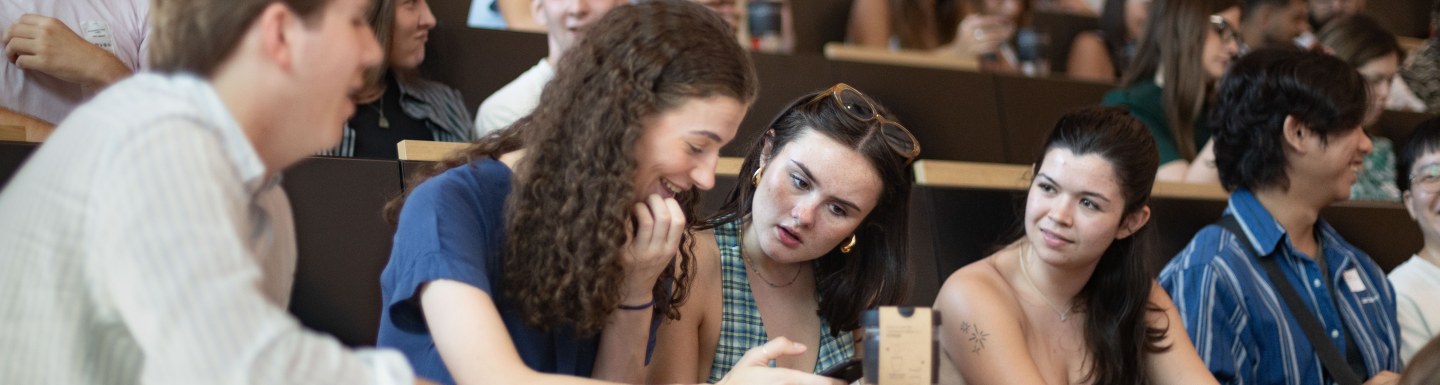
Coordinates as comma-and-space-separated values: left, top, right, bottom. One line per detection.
320, 75, 473, 157
1159, 188, 1400, 385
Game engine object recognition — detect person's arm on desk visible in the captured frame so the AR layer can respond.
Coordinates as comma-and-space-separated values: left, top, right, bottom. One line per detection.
0, 106, 55, 139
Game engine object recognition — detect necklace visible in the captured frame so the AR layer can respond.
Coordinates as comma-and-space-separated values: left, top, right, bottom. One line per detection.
365, 99, 390, 129
1019, 243, 1078, 322
742, 249, 802, 288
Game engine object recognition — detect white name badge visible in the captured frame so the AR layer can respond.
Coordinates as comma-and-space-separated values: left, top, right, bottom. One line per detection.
1343, 269, 1366, 293
80, 21, 116, 55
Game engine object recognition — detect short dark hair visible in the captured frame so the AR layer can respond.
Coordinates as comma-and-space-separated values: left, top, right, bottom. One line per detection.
1397, 117, 1440, 192
1211, 48, 1368, 192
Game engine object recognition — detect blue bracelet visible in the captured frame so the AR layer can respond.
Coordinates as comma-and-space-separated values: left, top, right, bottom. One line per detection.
618, 299, 655, 311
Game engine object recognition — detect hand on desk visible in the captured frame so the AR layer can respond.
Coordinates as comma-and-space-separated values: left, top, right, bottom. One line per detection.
5, 14, 131, 89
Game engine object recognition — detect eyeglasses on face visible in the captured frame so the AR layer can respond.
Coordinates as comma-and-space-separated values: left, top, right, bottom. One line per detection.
1209, 14, 1242, 45
1412, 163, 1440, 193
805, 83, 921, 164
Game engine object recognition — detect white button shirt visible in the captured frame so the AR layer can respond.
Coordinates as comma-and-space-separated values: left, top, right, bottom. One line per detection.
0, 73, 413, 385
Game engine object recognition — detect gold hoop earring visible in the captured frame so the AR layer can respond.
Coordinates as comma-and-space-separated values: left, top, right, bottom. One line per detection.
752, 166, 764, 186
841, 235, 857, 253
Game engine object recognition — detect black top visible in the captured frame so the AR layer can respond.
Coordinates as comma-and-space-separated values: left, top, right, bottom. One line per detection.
347, 73, 435, 159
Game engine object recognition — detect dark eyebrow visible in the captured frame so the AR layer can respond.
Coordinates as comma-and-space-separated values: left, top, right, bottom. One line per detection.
691, 130, 722, 143
1036, 172, 1112, 204
792, 160, 863, 212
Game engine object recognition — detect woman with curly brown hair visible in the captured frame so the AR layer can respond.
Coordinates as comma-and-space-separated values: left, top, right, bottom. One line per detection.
373, 2, 836, 385
647, 84, 917, 383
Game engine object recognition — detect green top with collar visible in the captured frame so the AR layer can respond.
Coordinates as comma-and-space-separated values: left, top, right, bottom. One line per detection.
1102, 79, 1210, 164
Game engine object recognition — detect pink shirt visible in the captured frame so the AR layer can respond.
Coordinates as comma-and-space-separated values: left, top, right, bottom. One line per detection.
1, 0, 149, 125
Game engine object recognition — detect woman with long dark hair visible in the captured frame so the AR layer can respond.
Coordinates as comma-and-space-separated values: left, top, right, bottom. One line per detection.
934, 107, 1216, 384
1103, 0, 1240, 182
647, 84, 917, 382
373, 2, 836, 385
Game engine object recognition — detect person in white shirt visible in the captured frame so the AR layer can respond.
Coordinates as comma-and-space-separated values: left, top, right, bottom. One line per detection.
1394, 116, 1440, 364
0, 0, 431, 384
472, 0, 627, 136
0, 0, 149, 137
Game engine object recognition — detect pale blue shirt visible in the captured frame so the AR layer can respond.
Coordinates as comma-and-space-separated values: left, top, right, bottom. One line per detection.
0, 73, 413, 385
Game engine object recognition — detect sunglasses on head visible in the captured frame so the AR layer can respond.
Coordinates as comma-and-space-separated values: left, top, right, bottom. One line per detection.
804, 83, 921, 164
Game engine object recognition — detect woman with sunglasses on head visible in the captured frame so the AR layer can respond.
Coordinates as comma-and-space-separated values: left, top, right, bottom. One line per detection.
1102, 0, 1240, 183
934, 107, 1217, 385
647, 84, 918, 383
375, 2, 837, 385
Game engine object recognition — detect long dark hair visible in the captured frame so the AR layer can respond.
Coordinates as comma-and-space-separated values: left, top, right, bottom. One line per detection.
383, 0, 758, 336
1031, 106, 1169, 384
699, 85, 914, 336
1123, 0, 1238, 161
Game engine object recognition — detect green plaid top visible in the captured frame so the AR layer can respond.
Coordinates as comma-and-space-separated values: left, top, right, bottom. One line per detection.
705, 221, 855, 383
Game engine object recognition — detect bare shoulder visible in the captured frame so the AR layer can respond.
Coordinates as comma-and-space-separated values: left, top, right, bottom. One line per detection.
675, 229, 723, 318
934, 253, 1022, 320
689, 229, 721, 285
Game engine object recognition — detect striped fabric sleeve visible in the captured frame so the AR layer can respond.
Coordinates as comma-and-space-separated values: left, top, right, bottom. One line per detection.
1161, 234, 1252, 385
84, 119, 410, 385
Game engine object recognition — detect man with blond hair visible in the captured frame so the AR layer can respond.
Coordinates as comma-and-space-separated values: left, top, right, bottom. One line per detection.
0, 0, 431, 383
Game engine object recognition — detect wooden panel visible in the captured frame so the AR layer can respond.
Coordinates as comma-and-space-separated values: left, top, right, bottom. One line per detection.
1377, 110, 1438, 151
397, 139, 469, 161
1030, 10, 1099, 75
729, 53, 839, 157
993, 74, 1114, 163
1364, 1, 1430, 39
908, 185, 1025, 306
824, 43, 978, 71
1323, 201, 1422, 273
790, 0, 855, 55
421, 27, 548, 114
429, 0, 471, 27
835, 61, 1006, 162
284, 157, 404, 347
0, 140, 38, 193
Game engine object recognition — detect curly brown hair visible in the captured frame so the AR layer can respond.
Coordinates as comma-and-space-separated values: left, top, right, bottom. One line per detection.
384, 0, 757, 336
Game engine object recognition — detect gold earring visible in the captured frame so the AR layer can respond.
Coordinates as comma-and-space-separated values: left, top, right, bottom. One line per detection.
841, 235, 857, 253
752, 166, 764, 185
